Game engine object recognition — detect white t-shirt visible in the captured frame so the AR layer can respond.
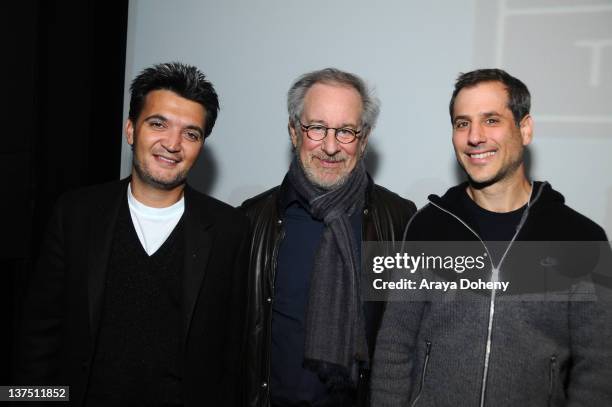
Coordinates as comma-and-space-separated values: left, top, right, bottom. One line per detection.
127, 183, 185, 256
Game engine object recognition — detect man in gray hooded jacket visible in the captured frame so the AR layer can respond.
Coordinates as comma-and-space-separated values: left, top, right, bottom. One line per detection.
371, 69, 612, 407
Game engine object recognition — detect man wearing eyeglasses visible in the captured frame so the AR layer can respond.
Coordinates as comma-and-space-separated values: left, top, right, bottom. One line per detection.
240, 68, 416, 407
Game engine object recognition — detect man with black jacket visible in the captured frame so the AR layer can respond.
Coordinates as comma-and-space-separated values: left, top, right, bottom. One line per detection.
371, 69, 612, 406
16, 62, 249, 406
241, 68, 416, 407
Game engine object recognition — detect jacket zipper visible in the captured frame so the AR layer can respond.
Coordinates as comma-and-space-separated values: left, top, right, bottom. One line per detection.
427, 182, 544, 407
428, 200, 496, 407
410, 341, 432, 407
264, 225, 285, 398
548, 355, 557, 406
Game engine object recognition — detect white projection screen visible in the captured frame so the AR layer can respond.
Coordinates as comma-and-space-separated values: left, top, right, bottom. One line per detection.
120, 0, 612, 237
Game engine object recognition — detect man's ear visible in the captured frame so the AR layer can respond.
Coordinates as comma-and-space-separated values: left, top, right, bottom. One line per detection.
519, 114, 533, 146
289, 121, 298, 148
125, 119, 135, 146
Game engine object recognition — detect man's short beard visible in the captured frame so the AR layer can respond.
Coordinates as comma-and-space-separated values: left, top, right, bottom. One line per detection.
297, 154, 352, 190
294, 137, 363, 190
132, 155, 187, 191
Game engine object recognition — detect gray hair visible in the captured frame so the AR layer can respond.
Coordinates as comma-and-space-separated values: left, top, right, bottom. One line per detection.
287, 68, 380, 134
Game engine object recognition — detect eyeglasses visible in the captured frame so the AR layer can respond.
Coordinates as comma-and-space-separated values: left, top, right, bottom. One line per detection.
299, 120, 362, 144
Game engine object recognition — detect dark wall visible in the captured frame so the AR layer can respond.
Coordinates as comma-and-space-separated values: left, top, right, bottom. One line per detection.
4, 0, 128, 383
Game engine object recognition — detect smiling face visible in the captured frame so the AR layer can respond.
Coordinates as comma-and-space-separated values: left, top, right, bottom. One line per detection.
451, 81, 532, 187
126, 89, 206, 192
289, 83, 367, 190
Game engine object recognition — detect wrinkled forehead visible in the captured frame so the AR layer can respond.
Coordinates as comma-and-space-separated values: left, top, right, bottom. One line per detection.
301, 83, 364, 123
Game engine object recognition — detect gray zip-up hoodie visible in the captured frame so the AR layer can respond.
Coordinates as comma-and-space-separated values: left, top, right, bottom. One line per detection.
370, 182, 612, 407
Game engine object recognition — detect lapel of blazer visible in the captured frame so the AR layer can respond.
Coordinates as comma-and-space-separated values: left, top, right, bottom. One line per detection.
87, 178, 128, 341
182, 185, 214, 341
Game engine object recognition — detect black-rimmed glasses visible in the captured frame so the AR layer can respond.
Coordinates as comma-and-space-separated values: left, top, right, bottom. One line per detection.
299, 120, 362, 144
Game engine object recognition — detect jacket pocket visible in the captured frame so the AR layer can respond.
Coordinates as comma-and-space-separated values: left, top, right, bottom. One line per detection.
548, 355, 557, 407
410, 341, 432, 407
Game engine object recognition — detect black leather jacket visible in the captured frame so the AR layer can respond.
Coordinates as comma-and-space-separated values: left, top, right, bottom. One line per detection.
240, 176, 416, 407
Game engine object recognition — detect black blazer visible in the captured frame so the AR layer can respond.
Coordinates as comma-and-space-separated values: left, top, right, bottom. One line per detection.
15, 178, 249, 406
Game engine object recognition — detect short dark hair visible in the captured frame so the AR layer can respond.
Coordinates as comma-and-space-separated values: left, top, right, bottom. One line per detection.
449, 68, 530, 127
129, 62, 220, 138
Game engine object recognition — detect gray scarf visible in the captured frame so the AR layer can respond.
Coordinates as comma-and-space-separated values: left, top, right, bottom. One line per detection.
287, 157, 369, 390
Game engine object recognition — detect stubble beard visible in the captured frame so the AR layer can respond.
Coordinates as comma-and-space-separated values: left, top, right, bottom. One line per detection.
461, 148, 524, 190
132, 141, 188, 191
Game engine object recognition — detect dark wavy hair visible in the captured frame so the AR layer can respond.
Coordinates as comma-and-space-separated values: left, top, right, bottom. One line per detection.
129, 62, 220, 138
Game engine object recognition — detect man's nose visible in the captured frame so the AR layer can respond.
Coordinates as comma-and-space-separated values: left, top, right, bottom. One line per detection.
162, 128, 182, 152
321, 129, 341, 155
467, 123, 486, 146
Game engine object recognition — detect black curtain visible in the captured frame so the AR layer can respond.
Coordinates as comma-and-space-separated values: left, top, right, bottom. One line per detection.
3, 0, 128, 384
